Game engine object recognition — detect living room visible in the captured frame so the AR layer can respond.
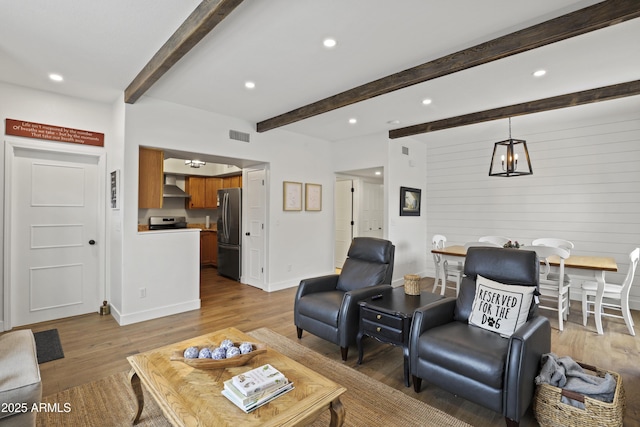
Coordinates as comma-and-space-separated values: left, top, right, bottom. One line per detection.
1, 1, 639, 425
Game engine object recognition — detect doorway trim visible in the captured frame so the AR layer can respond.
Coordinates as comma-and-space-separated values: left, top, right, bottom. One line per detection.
3, 139, 106, 330
242, 164, 269, 290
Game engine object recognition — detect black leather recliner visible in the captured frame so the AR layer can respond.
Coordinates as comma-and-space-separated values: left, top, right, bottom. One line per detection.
294, 237, 395, 360
409, 247, 551, 427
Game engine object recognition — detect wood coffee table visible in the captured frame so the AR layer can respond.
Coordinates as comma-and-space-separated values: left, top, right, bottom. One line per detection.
127, 327, 346, 426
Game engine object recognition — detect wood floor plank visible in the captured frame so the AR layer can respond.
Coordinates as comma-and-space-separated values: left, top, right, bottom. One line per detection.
9, 269, 639, 426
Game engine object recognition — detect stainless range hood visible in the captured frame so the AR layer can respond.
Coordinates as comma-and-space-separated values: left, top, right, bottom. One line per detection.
163, 175, 190, 198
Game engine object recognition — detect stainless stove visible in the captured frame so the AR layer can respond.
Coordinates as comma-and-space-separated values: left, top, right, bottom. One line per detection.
148, 216, 187, 230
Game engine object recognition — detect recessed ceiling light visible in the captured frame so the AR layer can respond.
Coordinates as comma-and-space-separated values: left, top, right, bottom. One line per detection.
244, 81, 256, 89
422, 98, 432, 105
533, 69, 547, 77
323, 38, 337, 48
387, 120, 401, 125
348, 118, 357, 124
49, 73, 63, 82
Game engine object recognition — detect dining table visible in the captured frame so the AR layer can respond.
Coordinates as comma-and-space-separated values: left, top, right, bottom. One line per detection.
431, 245, 618, 335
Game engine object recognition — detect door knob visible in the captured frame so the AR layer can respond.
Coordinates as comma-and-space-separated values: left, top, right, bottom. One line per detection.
89, 240, 96, 245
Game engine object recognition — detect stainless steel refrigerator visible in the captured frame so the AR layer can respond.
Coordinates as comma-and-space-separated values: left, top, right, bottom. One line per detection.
217, 187, 242, 280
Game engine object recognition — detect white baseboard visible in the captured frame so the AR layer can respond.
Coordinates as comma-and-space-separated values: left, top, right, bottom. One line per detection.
266, 280, 299, 292
114, 299, 201, 326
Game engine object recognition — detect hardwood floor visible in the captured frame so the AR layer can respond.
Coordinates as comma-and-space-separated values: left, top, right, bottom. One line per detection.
11, 269, 640, 426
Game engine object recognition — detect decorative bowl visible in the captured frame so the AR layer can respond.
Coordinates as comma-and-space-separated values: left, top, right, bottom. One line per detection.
170, 342, 267, 369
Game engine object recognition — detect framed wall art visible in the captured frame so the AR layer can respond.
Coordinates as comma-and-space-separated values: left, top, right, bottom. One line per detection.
400, 186, 421, 216
110, 169, 120, 210
305, 183, 322, 211
283, 181, 303, 211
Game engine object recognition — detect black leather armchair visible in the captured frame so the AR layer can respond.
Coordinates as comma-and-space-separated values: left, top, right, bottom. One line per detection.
409, 247, 550, 427
294, 237, 395, 360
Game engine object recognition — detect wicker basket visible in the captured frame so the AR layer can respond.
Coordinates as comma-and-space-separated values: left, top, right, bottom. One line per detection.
403, 274, 421, 295
533, 362, 626, 427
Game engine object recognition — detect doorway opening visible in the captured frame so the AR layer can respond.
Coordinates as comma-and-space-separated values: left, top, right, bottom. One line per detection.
142, 147, 269, 290
334, 167, 384, 269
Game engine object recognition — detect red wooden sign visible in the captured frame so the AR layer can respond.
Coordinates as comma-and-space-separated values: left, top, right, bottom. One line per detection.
5, 118, 104, 147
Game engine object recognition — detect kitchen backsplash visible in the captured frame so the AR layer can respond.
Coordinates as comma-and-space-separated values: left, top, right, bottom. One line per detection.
138, 197, 218, 226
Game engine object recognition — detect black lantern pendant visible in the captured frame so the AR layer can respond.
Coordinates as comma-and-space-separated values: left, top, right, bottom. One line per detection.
489, 118, 532, 177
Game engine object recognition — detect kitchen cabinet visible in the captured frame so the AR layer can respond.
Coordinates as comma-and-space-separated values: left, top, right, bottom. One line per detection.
222, 175, 242, 189
200, 231, 217, 267
186, 176, 206, 209
205, 177, 223, 206
186, 176, 222, 209
139, 147, 164, 209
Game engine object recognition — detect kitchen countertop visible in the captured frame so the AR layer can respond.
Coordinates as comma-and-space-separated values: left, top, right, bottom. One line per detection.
188, 223, 217, 231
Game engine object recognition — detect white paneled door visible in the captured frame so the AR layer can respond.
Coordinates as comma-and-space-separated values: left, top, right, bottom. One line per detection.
360, 182, 383, 239
244, 167, 266, 289
9, 146, 102, 327
334, 180, 354, 269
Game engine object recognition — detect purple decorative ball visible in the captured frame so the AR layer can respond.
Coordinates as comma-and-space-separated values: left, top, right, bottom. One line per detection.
198, 347, 212, 359
211, 347, 227, 360
226, 346, 241, 358
183, 346, 199, 359
220, 339, 234, 350
239, 342, 253, 354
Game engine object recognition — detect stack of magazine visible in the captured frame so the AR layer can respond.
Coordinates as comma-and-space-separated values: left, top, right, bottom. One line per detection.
222, 364, 293, 413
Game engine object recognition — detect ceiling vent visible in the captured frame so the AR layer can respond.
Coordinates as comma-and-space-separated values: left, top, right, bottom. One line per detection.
229, 129, 250, 143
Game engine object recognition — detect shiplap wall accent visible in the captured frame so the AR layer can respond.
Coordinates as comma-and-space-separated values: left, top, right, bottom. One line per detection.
423, 112, 640, 310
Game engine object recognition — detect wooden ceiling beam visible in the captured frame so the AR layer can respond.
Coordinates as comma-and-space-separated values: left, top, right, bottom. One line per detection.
125, 0, 244, 104
388, 80, 640, 138
256, 0, 640, 133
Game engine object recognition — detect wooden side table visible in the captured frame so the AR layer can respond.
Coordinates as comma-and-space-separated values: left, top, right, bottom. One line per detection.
357, 286, 443, 387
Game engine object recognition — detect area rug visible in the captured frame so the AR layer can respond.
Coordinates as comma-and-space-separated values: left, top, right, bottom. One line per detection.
33, 329, 64, 364
39, 328, 471, 426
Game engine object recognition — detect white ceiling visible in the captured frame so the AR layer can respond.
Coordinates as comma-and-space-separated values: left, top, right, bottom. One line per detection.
2, 0, 638, 146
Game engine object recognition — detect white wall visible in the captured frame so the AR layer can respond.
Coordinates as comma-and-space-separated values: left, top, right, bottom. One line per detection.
0, 82, 116, 330
387, 138, 428, 284
419, 96, 640, 308
106, 95, 126, 316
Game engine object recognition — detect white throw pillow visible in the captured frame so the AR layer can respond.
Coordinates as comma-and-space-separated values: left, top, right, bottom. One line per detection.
468, 275, 535, 338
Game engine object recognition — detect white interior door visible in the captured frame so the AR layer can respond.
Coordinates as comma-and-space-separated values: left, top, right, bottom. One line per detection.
361, 182, 384, 238
8, 145, 102, 327
244, 167, 266, 289
334, 180, 353, 269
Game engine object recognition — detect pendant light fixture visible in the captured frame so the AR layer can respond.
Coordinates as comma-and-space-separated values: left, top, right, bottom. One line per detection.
488, 118, 532, 177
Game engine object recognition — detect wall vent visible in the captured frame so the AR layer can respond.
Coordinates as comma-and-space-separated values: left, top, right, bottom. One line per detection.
402, 146, 409, 155
229, 129, 250, 143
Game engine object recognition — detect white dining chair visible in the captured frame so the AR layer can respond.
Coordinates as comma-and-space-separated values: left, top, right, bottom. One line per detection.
520, 245, 572, 331
478, 236, 511, 247
466, 241, 502, 248
532, 238, 575, 251
431, 235, 463, 296
532, 238, 575, 313
581, 247, 639, 336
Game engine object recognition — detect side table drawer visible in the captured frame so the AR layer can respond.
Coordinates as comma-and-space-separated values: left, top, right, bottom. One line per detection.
361, 318, 403, 343
361, 307, 403, 329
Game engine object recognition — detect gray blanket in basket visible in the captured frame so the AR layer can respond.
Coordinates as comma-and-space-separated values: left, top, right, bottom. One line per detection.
535, 353, 616, 409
